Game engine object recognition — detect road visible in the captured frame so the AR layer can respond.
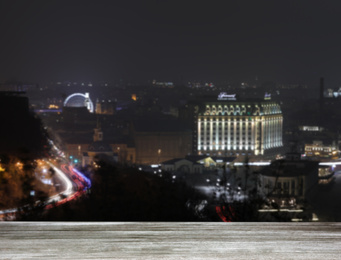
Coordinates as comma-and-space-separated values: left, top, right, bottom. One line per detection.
44, 160, 74, 204
44, 159, 91, 209
0, 158, 91, 219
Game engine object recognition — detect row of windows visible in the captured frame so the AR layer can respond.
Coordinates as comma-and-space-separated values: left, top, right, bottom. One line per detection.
201, 136, 252, 140
201, 121, 250, 124
201, 134, 253, 138
200, 130, 279, 135
201, 125, 252, 129
203, 126, 252, 130
199, 124, 282, 128
201, 129, 251, 133
203, 138, 253, 142
198, 152, 253, 156
305, 147, 333, 152
200, 142, 253, 145
201, 127, 252, 130
199, 116, 282, 120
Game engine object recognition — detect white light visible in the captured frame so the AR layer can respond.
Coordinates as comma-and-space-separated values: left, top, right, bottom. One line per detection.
319, 161, 341, 166
249, 162, 271, 166
46, 161, 73, 199
63, 93, 94, 113
258, 209, 304, 213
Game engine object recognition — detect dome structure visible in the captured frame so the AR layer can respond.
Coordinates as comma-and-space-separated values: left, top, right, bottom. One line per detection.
64, 92, 94, 113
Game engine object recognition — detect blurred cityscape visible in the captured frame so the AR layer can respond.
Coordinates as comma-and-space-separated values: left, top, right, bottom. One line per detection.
1, 77, 341, 221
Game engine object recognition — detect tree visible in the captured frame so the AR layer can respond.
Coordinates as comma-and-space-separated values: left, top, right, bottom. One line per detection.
39, 161, 205, 221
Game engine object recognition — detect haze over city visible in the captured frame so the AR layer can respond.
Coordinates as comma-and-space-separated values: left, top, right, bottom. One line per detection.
1, 0, 341, 87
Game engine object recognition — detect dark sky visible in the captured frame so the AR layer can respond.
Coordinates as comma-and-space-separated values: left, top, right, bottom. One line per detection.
1, 0, 341, 87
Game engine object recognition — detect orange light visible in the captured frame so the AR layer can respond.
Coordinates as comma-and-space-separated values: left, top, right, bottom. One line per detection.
48, 104, 59, 109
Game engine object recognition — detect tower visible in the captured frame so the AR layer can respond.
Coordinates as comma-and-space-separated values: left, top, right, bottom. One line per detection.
93, 120, 103, 142
95, 98, 102, 114
84, 92, 91, 112
319, 77, 324, 112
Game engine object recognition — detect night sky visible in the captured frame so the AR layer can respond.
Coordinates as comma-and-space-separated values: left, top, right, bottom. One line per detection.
1, 0, 341, 87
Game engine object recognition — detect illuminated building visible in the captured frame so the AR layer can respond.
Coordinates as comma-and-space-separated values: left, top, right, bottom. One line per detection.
82, 127, 114, 167
95, 99, 115, 115
298, 125, 323, 132
195, 93, 283, 156
304, 141, 338, 159
61, 127, 136, 166
64, 92, 94, 113
259, 154, 334, 212
152, 80, 174, 88
161, 158, 204, 174
260, 158, 319, 201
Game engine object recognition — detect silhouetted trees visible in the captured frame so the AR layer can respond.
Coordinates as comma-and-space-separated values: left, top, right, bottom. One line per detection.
0, 93, 49, 158
41, 161, 206, 221
0, 155, 50, 213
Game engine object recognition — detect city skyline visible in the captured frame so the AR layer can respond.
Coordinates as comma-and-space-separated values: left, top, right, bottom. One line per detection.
1, 1, 341, 87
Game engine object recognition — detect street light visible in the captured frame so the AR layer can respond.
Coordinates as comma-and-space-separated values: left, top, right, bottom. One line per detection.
157, 149, 161, 163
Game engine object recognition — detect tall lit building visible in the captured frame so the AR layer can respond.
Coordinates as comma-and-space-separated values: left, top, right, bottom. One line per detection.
194, 93, 283, 156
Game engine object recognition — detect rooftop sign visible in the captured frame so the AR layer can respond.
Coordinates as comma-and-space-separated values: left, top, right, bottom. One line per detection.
264, 93, 271, 100
217, 92, 236, 101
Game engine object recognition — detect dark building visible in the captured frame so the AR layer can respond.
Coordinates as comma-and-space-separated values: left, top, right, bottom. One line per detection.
0, 91, 46, 156
132, 117, 192, 165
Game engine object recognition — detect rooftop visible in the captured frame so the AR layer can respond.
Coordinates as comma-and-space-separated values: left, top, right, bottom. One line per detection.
133, 117, 191, 132
260, 159, 319, 177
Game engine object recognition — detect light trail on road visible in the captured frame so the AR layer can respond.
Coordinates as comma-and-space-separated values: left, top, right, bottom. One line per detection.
44, 161, 92, 209
72, 167, 91, 189
45, 161, 74, 203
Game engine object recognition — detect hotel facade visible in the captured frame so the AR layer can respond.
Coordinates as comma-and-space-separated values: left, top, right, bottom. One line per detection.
194, 93, 283, 156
